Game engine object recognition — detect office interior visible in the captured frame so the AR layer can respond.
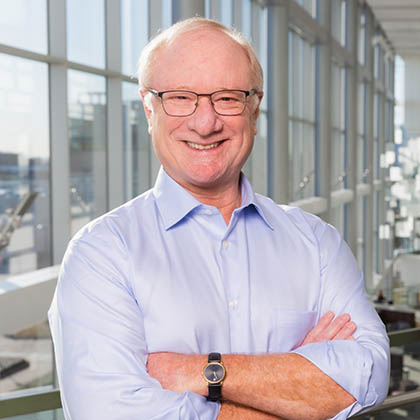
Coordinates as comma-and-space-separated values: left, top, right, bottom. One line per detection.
1, 0, 420, 418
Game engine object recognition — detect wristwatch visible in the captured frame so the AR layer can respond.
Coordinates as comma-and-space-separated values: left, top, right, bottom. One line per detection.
203, 352, 226, 402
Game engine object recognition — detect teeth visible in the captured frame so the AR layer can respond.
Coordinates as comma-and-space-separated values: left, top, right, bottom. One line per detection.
186, 141, 221, 150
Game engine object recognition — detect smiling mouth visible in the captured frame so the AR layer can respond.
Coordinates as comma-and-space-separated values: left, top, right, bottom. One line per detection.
185, 141, 224, 150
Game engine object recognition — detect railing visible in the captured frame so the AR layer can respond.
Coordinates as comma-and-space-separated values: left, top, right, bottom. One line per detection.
2, 328, 420, 419
0, 390, 61, 418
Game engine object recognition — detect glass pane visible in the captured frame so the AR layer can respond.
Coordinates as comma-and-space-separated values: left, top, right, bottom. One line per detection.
357, 197, 366, 277
331, 205, 345, 237
67, 0, 105, 68
0, 322, 54, 395
0, 55, 53, 397
68, 70, 107, 236
0, 0, 47, 54
121, 0, 149, 77
251, 111, 268, 196
122, 82, 151, 200
0, 53, 51, 279
288, 32, 293, 117
357, 83, 367, 183
290, 122, 315, 201
331, 0, 346, 47
331, 131, 345, 191
358, 11, 366, 65
293, 0, 317, 18
206, 0, 222, 20
2, 409, 64, 419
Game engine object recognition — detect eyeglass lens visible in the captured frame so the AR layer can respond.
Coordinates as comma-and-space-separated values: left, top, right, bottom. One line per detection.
161, 91, 247, 116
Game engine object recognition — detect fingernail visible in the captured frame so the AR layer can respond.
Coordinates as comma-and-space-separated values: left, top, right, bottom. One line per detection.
346, 322, 356, 330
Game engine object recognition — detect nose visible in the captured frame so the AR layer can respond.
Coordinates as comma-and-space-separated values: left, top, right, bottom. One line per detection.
186, 96, 223, 136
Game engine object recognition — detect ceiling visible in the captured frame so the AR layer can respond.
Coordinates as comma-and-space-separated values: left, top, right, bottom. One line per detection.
366, 0, 420, 57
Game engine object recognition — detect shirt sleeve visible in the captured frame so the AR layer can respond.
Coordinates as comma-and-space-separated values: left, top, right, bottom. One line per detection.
48, 224, 220, 420
291, 219, 390, 419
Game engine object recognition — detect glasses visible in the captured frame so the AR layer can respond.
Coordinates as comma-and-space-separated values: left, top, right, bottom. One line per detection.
148, 89, 258, 117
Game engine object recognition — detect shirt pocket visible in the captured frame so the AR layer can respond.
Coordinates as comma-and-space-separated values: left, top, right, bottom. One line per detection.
268, 310, 317, 353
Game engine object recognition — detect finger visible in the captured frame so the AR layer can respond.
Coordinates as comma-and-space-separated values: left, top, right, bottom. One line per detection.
307, 311, 334, 337
301, 312, 335, 345
334, 321, 357, 340
322, 313, 352, 340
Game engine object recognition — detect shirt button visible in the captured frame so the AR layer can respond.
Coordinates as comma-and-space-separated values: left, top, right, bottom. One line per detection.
222, 240, 230, 249
204, 209, 213, 215
229, 299, 238, 308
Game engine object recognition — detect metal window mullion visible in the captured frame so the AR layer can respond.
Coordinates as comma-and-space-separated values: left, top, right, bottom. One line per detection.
266, 1, 289, 204
48, 0, 69, 395
364, 5, 375, 291
378, 61, 386, 276
105, 0, 124, 211
344, 0, 359, 254
173, 0, 205, 21
48, 0, 70, 266
316, 0, 332, 221
148, 0, 164, 183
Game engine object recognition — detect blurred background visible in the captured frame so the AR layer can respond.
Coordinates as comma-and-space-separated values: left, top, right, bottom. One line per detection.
1, 0, 420, 418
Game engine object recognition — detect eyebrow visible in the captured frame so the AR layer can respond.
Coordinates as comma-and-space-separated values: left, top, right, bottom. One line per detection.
163, 86, 238, 91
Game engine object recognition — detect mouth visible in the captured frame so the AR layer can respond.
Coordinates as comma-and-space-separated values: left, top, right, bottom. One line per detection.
184, 140, 225, 150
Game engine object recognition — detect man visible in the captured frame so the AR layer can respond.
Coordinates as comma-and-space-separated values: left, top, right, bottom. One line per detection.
49, 18, 389, 420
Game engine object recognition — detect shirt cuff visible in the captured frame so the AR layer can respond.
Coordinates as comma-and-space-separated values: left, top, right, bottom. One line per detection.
292, 340, 378, 416
185, 392, 221, 420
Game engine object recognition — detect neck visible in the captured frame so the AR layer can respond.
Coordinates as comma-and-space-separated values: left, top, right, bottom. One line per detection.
181, 177, 243, 225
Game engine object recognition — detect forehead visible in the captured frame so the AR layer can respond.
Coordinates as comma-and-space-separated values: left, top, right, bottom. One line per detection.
150, 29, 253, 91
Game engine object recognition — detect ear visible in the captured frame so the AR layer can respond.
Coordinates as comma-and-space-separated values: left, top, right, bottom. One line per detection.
252, 92, 263, 136
140, 90, 154, 135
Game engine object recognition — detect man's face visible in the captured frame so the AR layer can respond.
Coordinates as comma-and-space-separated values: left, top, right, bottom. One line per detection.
142, 30, 262, 194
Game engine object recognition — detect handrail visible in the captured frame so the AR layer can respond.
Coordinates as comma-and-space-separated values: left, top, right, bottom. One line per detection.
2, 328, 420, 418
352, 390, 420, 418
388, 327, 420, 347
0, 389, 61, 418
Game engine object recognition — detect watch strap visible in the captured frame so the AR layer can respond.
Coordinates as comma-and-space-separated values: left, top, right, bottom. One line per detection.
208, 352, 221, 362
207, 383, 222, 402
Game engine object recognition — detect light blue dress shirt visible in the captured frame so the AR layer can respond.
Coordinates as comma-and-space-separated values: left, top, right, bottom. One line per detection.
49, 168, 389, 420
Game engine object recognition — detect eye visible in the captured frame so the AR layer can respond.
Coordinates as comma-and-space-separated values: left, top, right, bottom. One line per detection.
213, 91, 243, 103
165, 92, 195, 102
174, 95, 190, 101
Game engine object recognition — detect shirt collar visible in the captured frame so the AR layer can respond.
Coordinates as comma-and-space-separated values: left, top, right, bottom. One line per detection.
153, 167, 274, 230
239, 174, 274, 230
153, 167, 202, 230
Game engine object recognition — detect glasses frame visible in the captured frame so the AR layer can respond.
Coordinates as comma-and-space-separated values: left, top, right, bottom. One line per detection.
148, 88, 258, 117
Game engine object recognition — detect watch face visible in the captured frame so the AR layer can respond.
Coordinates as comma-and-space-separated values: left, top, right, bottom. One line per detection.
204, 362, 225, 384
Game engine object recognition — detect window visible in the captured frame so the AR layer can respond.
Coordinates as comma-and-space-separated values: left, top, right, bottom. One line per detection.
373, 92, 381, 179
331, 62, 346, 191
68, 70, 107, 236
0, 0, 48, 54
121, 0, 149, 77
293, 0, 317, 19
374, 41, 382, 82
0, 54, 51, 278
357, 82, 368, 184
288, 31, 316, 201
0, 53, 53, 395
122, 82, 151, 200
67, 0, 106, 68
358, 10, 366, 65
357, 197, 367, 277
331, 0, 347, 47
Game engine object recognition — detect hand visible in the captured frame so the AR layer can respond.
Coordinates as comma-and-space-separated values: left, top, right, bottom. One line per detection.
300, 311, 356, 347
147, 352, 207, 395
